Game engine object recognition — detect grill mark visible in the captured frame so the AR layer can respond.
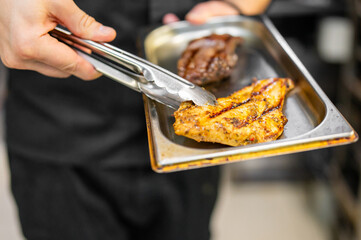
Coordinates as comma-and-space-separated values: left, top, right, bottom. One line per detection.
209, 98, 252, 118
251, 78, 278, 96
209, 78, 281, 118
205, 35, 232, 74
261, 97, 284, 117
229, 97, 284, 129
182, 48, 200, 79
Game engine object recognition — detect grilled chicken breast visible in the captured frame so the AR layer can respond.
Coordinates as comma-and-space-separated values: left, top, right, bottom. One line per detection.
177, 34, 243, 85
173, 78, 295, 146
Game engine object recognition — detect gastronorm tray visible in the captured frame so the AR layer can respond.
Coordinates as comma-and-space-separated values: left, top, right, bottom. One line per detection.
143, 15, 358, 173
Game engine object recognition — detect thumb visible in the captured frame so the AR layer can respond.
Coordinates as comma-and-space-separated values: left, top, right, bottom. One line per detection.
51, 0, 116, 42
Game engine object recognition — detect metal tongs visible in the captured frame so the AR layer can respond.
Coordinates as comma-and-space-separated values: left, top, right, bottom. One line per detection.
50, 27, 216, 109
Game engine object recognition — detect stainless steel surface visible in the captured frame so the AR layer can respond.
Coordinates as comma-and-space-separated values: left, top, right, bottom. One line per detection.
51, 27, 216, 109
143, 15, 358, 172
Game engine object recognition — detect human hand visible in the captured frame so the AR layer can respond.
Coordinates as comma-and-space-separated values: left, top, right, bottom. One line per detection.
163, 0, 271, 25
0, 0, 116, 80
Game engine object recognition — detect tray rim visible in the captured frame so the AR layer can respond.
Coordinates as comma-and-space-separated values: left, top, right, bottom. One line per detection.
143, 15, 359, 173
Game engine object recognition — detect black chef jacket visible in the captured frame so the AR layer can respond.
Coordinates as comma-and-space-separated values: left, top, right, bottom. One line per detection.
6, 2, 220, 239
6, 0, 203, 167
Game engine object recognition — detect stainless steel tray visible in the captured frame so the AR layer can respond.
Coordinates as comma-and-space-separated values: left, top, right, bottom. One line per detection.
143, 15, 358, 173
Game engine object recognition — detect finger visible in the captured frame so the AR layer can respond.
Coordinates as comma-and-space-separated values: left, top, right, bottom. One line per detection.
36, 34, 102, 80
31, 59, 102, 80
50, 0, 116, 42
186, 2, 238, 25
24, 61, 72, 78
163, 13, 180, 24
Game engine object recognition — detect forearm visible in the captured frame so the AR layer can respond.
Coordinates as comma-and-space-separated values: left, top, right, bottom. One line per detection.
175, 0, 272, 25
222, 0, 272, 15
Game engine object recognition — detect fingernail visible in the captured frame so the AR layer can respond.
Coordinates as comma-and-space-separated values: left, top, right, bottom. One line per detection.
99, 25, 114, 35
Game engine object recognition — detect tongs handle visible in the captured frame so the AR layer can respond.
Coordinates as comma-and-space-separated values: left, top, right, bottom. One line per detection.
76, 51, 141, 92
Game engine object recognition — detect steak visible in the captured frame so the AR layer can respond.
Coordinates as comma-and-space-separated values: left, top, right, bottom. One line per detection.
177, 34, 243, 85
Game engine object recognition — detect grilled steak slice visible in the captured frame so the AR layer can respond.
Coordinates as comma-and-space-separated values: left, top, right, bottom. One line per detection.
173, 78, 295, 146
177, 34, 243, 85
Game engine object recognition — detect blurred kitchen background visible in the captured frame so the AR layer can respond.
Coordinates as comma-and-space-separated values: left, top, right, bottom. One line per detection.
1, 0, 361, 239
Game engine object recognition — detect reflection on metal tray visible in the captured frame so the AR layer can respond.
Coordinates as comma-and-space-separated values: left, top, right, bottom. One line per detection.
143, 15, 358, 173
